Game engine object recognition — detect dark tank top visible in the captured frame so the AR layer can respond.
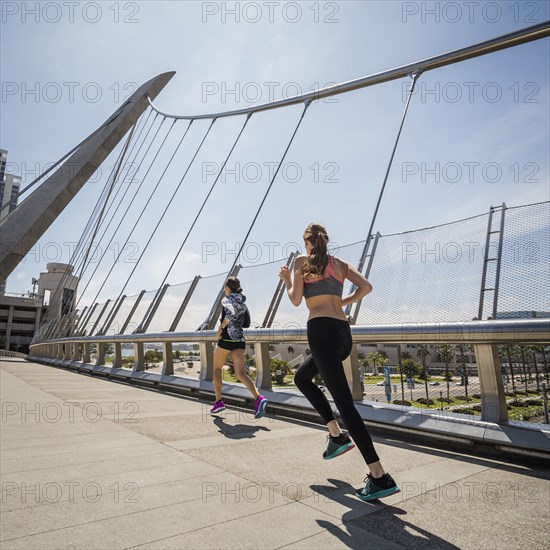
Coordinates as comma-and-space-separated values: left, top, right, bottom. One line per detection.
303, 256, 344, 299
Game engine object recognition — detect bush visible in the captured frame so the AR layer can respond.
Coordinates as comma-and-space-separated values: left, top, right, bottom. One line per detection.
455, 395, 470, 401
393, 400, 412, 406
271, 358, 292, 385
510, 400, 527, 407
472, 393, 482, 399
439, 397, 454, 404
525, 399, 543, 406
416, 398, 435, 406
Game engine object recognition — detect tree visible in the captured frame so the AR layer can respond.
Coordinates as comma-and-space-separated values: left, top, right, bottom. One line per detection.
514, 345, 529, 392
416, 345, 431, 402
438, 344, 455, 401
287, 345, 294, 355
365, 351, 388, 376
528, 345, 542, 392
399, 358, 421, 401
456, 344, 471, 401
520, 346, 532, 389
145, 349, 162, 363
505, 345, 517, 393
268, 344, 276, 352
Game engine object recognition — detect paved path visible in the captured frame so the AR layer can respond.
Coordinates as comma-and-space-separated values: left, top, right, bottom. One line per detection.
1, 357, 549, 549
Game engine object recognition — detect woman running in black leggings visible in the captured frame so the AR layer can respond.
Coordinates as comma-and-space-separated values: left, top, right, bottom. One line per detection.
279, 223, 400, 501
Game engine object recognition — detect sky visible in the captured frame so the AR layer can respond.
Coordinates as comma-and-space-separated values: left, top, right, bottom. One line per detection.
1, 0, 549, 316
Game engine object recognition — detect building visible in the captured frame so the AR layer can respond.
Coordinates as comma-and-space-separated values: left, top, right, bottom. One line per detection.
0, 148, 22, 293
0, 174, 21, 221
0, 263, 79, 354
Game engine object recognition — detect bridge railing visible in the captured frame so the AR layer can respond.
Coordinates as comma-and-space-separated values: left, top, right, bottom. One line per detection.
29, 318, 550, 427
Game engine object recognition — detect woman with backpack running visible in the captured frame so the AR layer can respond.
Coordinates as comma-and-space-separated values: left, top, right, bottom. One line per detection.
210, 276, 268, 419
278, 223, 400, 502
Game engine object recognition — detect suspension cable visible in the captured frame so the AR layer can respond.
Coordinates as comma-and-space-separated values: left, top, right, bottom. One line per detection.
71, 111, 161, 296
74, 115, 175, 309
138, 114, 252, 329
40, 118, 142, 330
227, 101, 311, 276
347, 70, 423, 324
113, 118, 217, 307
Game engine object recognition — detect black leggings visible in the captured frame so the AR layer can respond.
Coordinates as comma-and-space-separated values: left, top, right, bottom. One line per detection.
294, 317, 380, 465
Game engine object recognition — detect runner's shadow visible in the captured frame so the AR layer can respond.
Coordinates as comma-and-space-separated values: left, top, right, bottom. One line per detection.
212, 416, 270, 439
311, 479, 460, 549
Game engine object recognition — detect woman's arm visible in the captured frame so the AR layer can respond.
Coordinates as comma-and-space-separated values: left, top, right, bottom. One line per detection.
340, 261, 373, 308
279, 255, 306, 307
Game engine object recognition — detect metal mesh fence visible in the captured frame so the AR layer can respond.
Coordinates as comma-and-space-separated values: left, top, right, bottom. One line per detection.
237, 259, 288, 327
498, 201, 550, 320
122, 290, 156, 335
173, 272, 226, 332
81, 302, 108, 336
356, 213, 489, 325
42, 201, 549, 424
146, 280, 193, 333
74, 202, 548, 330
272, 241, 367, 328
103, 293, 140, 336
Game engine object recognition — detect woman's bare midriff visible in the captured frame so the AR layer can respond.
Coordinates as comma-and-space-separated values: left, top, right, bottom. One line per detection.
305, 294, 347, 321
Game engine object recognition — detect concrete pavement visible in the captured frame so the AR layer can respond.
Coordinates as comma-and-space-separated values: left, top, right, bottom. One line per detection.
1, 356, 549, 549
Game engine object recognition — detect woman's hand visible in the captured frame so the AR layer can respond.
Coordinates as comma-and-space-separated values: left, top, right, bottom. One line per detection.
279, 265, 291, 284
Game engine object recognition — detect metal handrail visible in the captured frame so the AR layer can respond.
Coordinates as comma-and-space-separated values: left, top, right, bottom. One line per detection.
31, 318, 550, 346
147, 22, 550, 120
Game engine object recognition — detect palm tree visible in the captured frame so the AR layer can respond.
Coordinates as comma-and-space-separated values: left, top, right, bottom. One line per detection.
400, 358, 421, 401
397, 345, 404, 401
456, 344, 470, 401
517, 345, 529, 392
439, 344, 455, 401
366, 351, 387, 376
528, 345, 542, 392
417, 345, 431, 402
505, 345, 517, 393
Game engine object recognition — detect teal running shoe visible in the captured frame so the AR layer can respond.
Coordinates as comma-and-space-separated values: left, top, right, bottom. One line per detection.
323, 432, 355, 460
355, 473, 401, 502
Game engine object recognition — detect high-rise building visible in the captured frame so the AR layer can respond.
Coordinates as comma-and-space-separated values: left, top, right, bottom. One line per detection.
0, 150, 21, 222
0, 149, 22, 294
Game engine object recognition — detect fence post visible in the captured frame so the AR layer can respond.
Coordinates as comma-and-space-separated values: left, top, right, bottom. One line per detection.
254, 342, 272, 390
133, 342, 145, 371
474, 343, 508, 422
199, 341, 214, 381
113, 342, 122, 368
344, 345, 363, 400
96, 343, 106, 366
83, 343, 91, 363
162, 342, 174, 375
